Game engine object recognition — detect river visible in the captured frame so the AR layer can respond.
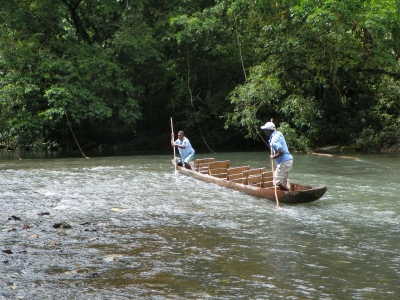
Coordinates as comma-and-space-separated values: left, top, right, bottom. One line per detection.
0, 151, 399, 299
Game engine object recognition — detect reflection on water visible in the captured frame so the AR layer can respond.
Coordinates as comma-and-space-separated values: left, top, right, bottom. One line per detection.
0, 151, 399, 299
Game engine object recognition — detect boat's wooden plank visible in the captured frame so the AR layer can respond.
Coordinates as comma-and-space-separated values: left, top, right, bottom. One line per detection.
227, 166, 250, 176
195, 158, 214, 164
261, 181, 274, 188
243, 168, 265, 177
198, 168, 209, 174
211, 173, 229, 179
208, 160, 230, 178
230, 178, 245, 184
261, 171, 274, 183
195, 158, 214, 173
243, 168, 266, 177
226, 166, 250, 183
209, 161, 230, 169
262, 171, 273, 178
242, 168, 265, 185
228, 173, 244, 181
247, 175, 262, 186
209, 168, 229, 175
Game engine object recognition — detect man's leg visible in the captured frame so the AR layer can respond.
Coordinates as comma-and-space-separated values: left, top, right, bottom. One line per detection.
278, 183, 290, 191
275, 160, 293, 191
184, 153, 195, 170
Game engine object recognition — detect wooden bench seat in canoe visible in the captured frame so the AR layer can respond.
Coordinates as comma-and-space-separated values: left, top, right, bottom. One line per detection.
243, 167, 266, 186
194, 158, 214, 174
226, 165, 250, 183
261, 171, 275, 188
208, 160, 230, 178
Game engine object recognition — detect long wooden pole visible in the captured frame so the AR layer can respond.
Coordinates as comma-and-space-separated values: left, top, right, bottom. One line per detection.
170, 117, 177, 173
270, 119, 280, 209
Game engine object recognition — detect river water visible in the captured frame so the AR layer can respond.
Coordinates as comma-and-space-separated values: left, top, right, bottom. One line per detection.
0, 151, 399, 299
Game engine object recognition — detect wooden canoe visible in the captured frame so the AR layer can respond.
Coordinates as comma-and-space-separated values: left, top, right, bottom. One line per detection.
174, 158, 327, 204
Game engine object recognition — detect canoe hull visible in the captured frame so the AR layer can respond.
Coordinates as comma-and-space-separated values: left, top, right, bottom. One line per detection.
176, 166, 327, 204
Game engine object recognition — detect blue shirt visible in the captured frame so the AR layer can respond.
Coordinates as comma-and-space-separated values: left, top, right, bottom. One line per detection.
269, 131, 293, 164
175, 137, 195, 160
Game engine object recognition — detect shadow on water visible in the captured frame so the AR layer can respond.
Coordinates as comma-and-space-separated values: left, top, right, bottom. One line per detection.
0, 151, 400, 299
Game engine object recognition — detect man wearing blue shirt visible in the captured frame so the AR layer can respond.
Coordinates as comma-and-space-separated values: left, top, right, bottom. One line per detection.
261, 121, 293, 191
171, 130, 195, 169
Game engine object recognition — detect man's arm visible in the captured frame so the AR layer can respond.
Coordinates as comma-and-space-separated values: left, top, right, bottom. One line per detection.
270, 149, 285, 159
171, 135, 186, 149
175, 143, 186, 149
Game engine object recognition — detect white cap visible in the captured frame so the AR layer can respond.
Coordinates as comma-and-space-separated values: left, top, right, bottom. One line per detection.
260, 122, 275, 130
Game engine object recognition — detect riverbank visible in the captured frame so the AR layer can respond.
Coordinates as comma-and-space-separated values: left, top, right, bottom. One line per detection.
2, 138, 400, 153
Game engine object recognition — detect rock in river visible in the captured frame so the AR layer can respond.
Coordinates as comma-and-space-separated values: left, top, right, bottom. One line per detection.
53, 222, 72, 229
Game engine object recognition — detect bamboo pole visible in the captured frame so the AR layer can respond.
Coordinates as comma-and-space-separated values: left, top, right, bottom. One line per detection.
170, 118, 177, 174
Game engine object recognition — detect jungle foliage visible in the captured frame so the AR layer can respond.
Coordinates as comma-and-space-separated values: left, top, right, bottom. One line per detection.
1, 0, 399, 152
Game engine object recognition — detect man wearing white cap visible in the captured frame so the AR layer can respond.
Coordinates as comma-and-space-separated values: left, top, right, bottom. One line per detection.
261, 121, 293, 191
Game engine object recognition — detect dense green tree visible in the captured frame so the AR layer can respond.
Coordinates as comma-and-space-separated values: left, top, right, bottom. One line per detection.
226, 0, 400, 150
0, 0, 399, 152
0, 0, 154, 150
164, 1, 246, 143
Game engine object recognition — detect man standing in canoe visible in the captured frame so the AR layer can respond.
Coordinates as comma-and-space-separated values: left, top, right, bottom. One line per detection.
171, 130, 195, 169
261, 121, 293, 191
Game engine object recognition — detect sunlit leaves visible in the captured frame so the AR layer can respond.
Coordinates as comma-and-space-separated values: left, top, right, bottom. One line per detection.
226, 61, 283, 137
